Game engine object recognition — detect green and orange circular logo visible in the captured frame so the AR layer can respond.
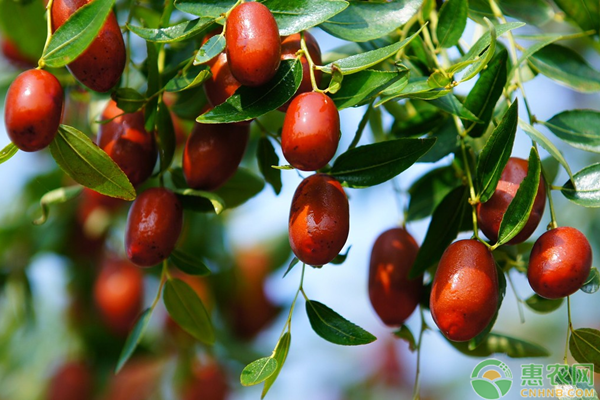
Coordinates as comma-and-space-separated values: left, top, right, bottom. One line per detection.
471, 359, 513, 399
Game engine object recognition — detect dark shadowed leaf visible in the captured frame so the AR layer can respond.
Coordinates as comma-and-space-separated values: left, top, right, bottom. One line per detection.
429, 94, 480, 122
115, 308, 153, 373
329, 247, 351, 265
128, 17, 214, 43
257, 137, 282, 195
553, 0, 600, 35
561, 163, 600, 208
393, 325, 417, 351
40, 0, 115, 67
169, 249, 211, 276
241, 357, 278, 386
450, 332, 549, 357
163, 278, 215, 344
283, 258, 300, 278
525, 294, 563, 313
176, 188, 226, 214
264, 0, 349, 36
476, 99, 518, 203
529, 44, 600, 92
156, 102, 176, 173
214, 167, 265, 208
570, 328, 600, 370
33, 186, 83, 225
546, 110, 600, 154
111, 88, 147, 113
330, 69, 408, 109
436, 0, 467, 48
495, 147, 541, 247
330, 138, 436, 188
306, 300, 376, 346
262, 332, 291, 398
410, 185, 468, 278
197, 59, 302, 123
407, 166, 460, 222
194, 34, 225, 65
581, 268, 600, 294
50, 125, 136, 201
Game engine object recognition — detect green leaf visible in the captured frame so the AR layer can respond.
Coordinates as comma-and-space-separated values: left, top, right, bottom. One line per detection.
450, 332, 550, 357
163, 278, 215, 345
321, 28, 423, 75
156, 101, 176, 173
0, 0, 46, 61
561, 163, 600, 208
419, 119, 460, 163
169, 249, 211, 276
214, 167, 265, 208
175, 188, 225, 214
40, 0, 115, 68
376, 78, 450, 106
173, 0, 234, 19
498, 0, 555, 26
570, 328, 600, 370
320, 0, 423, 42
554, 0, 600, 34
305, 300, 376, 346
330, 69, 408, 110
261, 332, 291, 398
545, 110, 600, 154
194, 34, 225, 65
518, 119, 575, 185
115, 308, 153, 373
409, 185, 468, 278
145, 42, 160, 132
329, 246, 351, 265
436, 0, 467, 48
263, 0, 349, 36
458, 22, 523, 68
33, 186, 83, 225
197, 59, 302, 124
393, 325, 417, 351
49, 125, 136, 201
463, 49, 508, 138
525, 294, 564, 313
429, 95, 480, 122
330, 138, 436, 188
529, 44, 600, 93
458, 19, 498, 83
581, 268, 600, 294
476, 99, 518, 203
327, 65, 344, 94
128, 17, 214, 43
0, 143, 18, 166
407, 166, 460, 222
111, 88, 147, 114
164, 64, 211, 92
240, 357, 278, 387
495, 147, 541, 247
283, 257, 299, 278
257, 137, 282, 195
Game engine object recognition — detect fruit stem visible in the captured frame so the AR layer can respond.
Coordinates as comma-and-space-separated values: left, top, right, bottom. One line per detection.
505, 270, 525, 324
151, 260, 169, 310
412, 306, 427, 400
564, 296, 573, 364
38, 0, 55, 69
300, 31, 324, 93
279, 263, 306, 336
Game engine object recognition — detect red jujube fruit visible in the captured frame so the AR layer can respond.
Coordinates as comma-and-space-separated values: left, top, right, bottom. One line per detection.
4, 69, 63, 151
430, 239, 498, 342
47, 362, 93, 400
51, 0, 125, 92
202, 30, 241, 107
281, 91, 340, 171
183, 122, 249, 191
125, 187, 183, 267
97, 100, 157, 187
528, 226, 593, 299
225, 2, 281, 87
289, 174, 349, 266
369, 227, 422, 327
477, 157, 546, 245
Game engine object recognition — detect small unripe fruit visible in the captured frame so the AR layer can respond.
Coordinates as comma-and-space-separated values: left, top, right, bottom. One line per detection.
289, 174, 349, 266
281, 92, 340, 171
94, 258, 144, 335
369, 228, 422, 327
97, 100, 157, 187
430, 239, 498, 342
477, 157, 546, 245
225, 2, 281, 87
279, 31, 322, 111
125, 187, 183, 267
528, 227, 593, 299
51, 0, 126, 92
4, 69, 63, 151
183, 122, 249, 191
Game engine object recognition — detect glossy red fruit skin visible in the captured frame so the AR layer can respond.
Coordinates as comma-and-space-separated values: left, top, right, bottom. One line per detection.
51, 0, 125, 92
225, 2, 281, 87
289, 174, 349, 266
528, 227, 593, 299
183, 122, 249, 191
369, 228, 422, 327
477, 157, 546, 245
4, 69, 63, 151
47, 362, 93, 400
97, 100, 157, 186
279, 31, 322, 111
281, 91, 339, 171
201, 29, 241, 107
94, 258, 144, 335
430, 239, 498, 342
125, 188, 183, 267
